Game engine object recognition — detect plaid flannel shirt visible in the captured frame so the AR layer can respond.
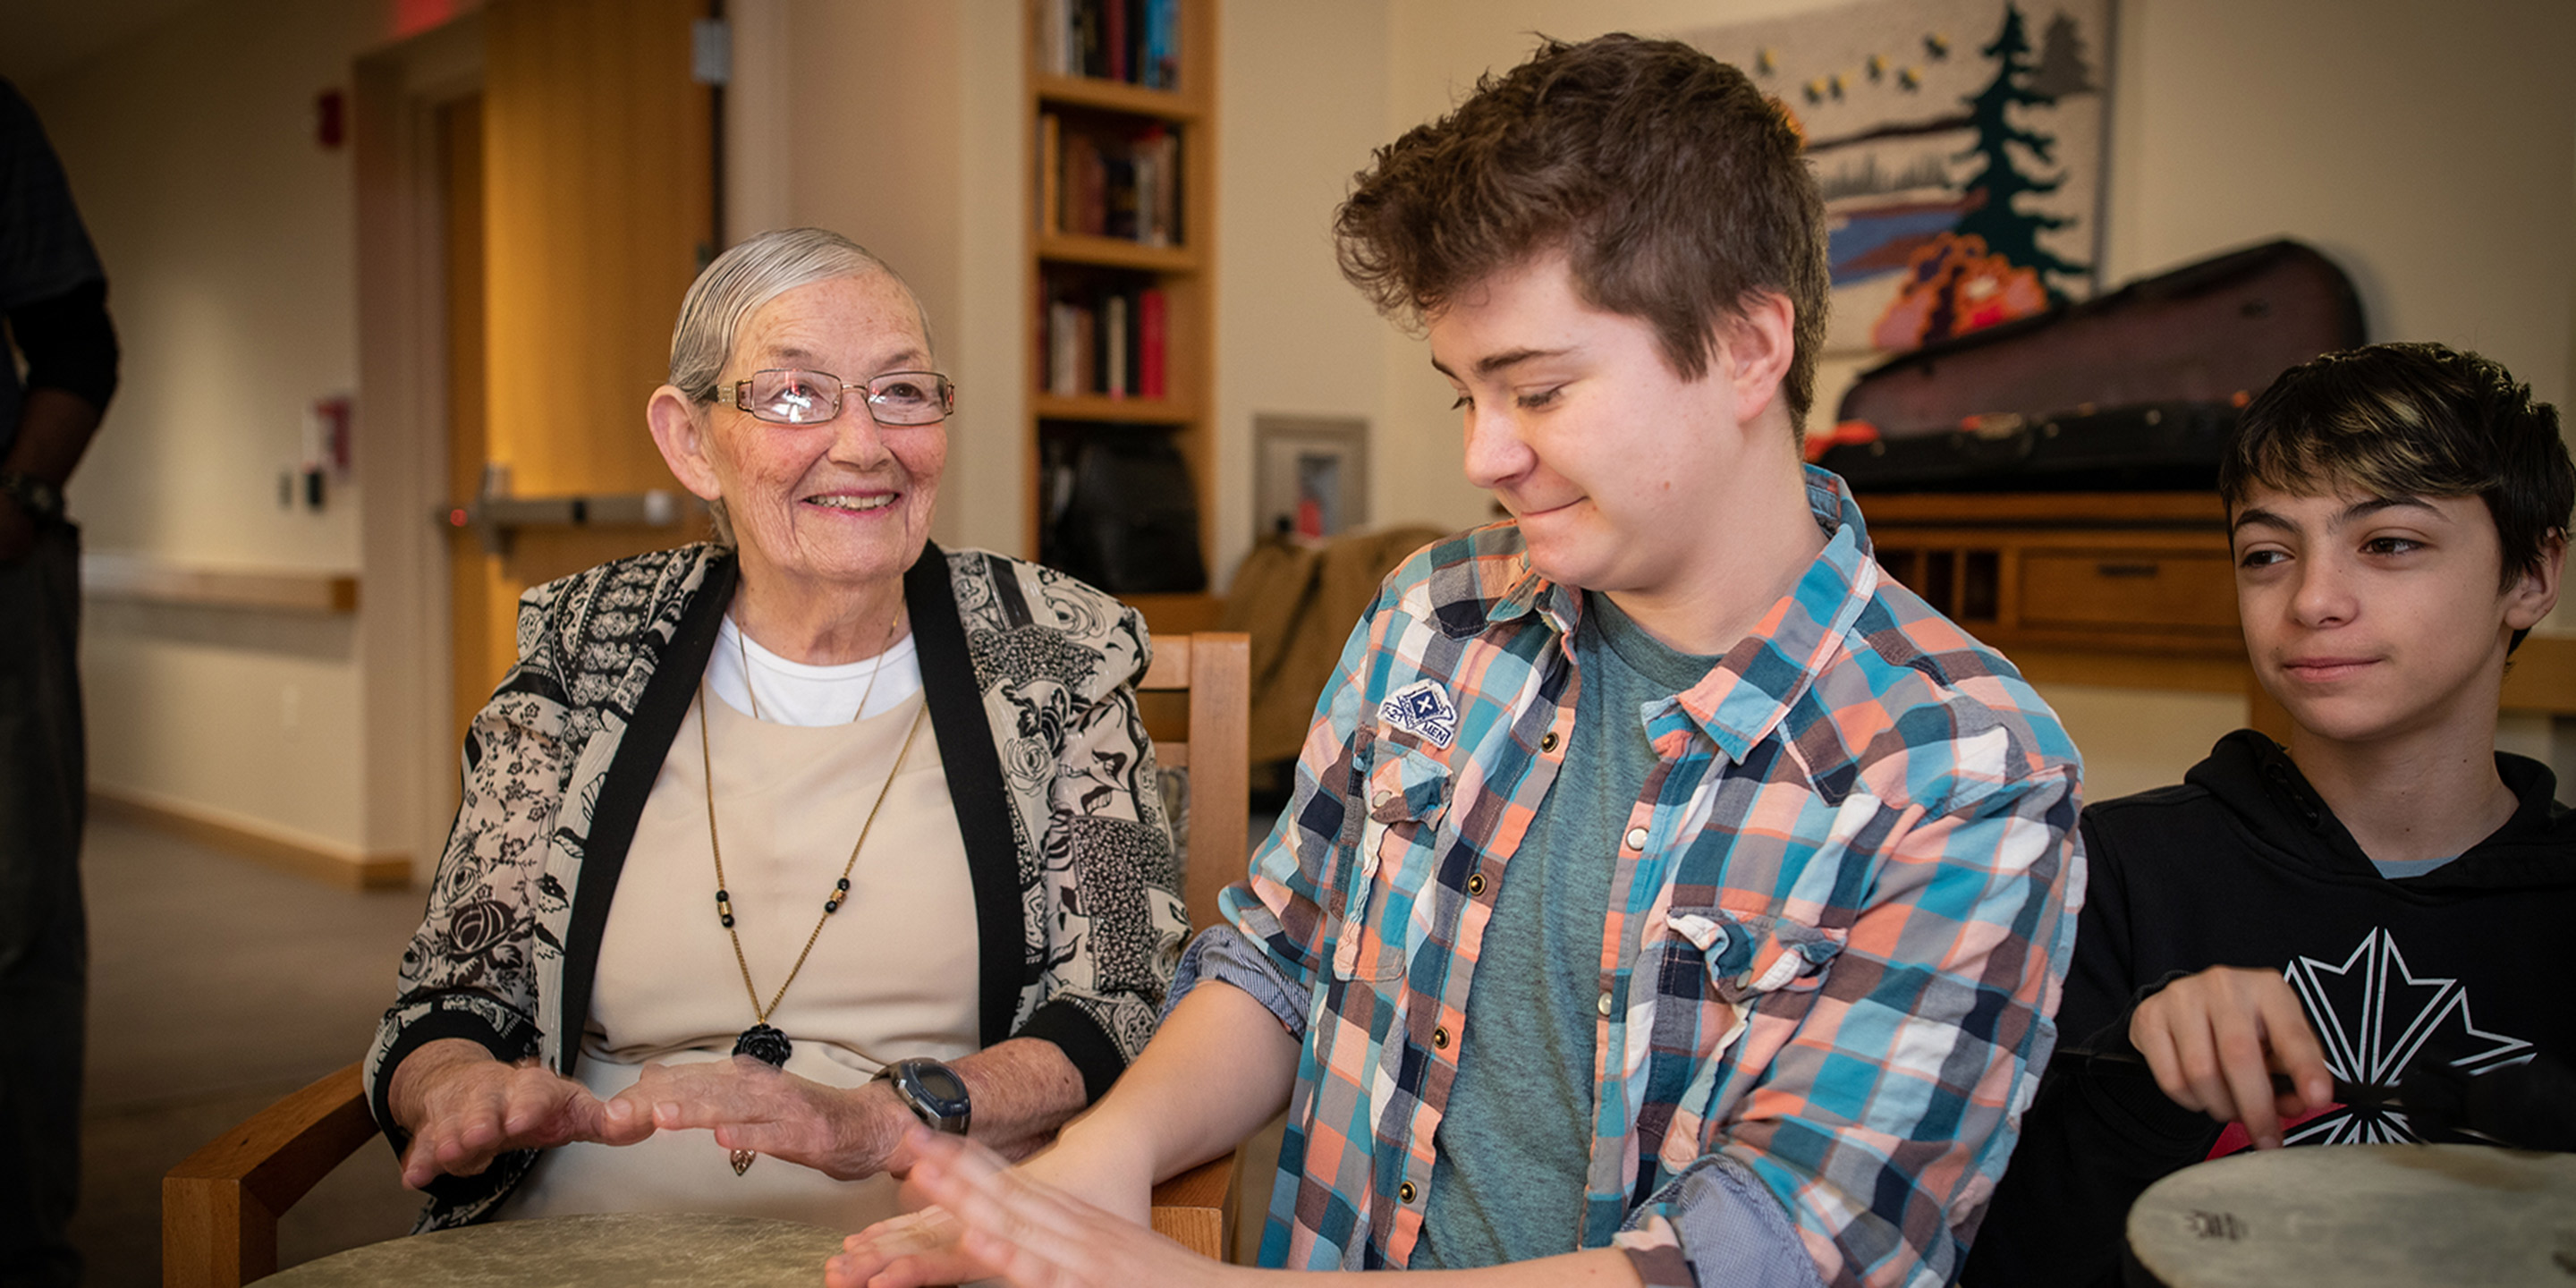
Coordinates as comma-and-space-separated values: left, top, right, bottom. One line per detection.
1172, 469, 2084, 1287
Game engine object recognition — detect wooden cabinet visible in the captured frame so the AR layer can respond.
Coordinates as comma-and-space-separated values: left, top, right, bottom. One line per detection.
1859, 491, 2258, 696
1024, 0, 1221, 638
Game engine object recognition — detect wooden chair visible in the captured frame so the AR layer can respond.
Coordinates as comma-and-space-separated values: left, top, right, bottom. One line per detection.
164, 632, 1251, 1286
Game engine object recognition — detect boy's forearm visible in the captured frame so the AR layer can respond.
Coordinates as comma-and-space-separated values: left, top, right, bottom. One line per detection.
1055, 980, 1300, 1185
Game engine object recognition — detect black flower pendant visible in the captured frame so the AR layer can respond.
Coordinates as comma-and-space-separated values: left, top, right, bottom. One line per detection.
733, 1023, 792, 1068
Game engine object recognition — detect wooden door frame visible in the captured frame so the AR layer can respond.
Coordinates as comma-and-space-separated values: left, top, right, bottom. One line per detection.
353, 17, 484, 883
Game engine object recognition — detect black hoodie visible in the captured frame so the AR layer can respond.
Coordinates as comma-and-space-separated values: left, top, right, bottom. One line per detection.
1963, 730, 2576, 1288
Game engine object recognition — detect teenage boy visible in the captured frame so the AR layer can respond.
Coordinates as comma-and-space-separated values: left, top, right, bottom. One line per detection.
1964, 342, 2576, 1288
829, 34, 2081, 1288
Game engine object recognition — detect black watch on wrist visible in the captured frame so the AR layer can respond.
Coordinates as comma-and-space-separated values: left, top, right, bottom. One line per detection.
0, 471, 64, 526
876, 1057, 971, 1135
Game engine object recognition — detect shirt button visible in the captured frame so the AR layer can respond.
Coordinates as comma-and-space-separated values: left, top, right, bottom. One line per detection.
1372, 790, 1397, 811
1432, 1025, 1451, 1049
1597, 989, 1614, 1017
1539, 731, 1560, 753
1464, 871, 1486, 896
1398, 1181, 1419, 1204
1623, 825, 1649, 851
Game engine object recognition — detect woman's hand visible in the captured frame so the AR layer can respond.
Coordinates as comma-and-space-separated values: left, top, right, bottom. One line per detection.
2131, 965, 2334, 1149
386, 1038, 650, 1190
827, 1127, 1216, 1288
614, 1056, 917, 1181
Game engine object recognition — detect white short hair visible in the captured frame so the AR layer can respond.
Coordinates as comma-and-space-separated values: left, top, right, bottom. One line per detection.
667, 226, 930, 402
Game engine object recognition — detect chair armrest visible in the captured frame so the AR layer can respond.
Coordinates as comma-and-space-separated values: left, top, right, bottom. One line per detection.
1148, 1148, 1241, 1262
164, 1061, 383, 1288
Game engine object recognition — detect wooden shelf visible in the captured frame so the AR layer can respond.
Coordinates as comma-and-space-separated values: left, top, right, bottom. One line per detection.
81, 554, 359, 614
1860, 490, 2227, 529
1025, 0, 1217, 594
1127, 590, 1226, 638
2502, 635, 2576, 716
1034, 72, 1206, 122
1037, 232, 1201, 274
1034, 393, 1200, 424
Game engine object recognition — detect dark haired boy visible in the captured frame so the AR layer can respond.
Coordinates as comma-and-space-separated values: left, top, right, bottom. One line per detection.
832, 34, 2080, 1288
1966, 342, 2576, 1288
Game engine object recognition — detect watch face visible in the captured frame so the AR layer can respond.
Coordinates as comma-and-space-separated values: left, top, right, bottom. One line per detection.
913, 1063, 967, 1105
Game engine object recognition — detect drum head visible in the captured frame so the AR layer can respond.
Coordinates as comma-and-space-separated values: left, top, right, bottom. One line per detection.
2125, 1143, 2576, 1288
259, 1211, 850, 1287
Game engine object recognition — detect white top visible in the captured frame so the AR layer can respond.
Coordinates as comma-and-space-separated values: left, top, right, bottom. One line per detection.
496, 637, 979, 1229
707, 614, 924, 726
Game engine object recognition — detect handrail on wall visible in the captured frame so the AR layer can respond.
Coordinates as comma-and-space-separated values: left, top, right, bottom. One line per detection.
80, 554, 359, 614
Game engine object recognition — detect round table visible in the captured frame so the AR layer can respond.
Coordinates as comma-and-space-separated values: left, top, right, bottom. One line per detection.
259, 1211, 850, 1287
2125, 1143, 2576, 1287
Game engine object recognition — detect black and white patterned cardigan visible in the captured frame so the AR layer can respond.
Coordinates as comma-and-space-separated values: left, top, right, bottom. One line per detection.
363, 541, 1188, 1228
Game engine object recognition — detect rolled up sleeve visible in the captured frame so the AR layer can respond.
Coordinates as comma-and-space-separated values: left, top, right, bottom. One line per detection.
1654, 768, 2083, 1288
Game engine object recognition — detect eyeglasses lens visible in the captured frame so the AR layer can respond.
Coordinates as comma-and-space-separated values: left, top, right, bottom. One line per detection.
865, 374, 953, 426
747, 369, 836, 424
739, 369, 952, 426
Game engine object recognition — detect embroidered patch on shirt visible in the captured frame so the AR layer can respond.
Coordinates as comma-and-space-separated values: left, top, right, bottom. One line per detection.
1379, 679, 1460, 749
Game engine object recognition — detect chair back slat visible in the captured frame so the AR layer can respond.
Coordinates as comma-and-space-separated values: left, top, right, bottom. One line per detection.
1141, 632, 1248, 930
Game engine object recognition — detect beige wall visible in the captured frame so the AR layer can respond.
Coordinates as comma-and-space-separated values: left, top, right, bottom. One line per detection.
31, 0, 416, 857
1211, 0, 1398, 586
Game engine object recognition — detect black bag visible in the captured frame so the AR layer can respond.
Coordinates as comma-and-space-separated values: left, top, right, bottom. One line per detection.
1043, 432, 1208, 594
1820, 239, 2365, 492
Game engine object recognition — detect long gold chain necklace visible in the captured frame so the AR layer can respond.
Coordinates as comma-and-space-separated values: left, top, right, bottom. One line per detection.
703, 607, 920, 1174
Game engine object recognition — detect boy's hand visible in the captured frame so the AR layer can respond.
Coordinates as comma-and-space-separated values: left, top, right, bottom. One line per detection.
2129, 966, 2334, 1148
828, 1128, 1234, 1288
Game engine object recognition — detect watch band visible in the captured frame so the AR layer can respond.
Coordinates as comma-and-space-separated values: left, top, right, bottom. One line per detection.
0, 470, 64, 525
876, 1057, 971, 1135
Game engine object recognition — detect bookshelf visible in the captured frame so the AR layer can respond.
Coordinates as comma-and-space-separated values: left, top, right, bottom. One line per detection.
1026, 0, 1223, 637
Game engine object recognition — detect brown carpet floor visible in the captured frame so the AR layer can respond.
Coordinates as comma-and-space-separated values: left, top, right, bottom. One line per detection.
71, 816, 427, 1287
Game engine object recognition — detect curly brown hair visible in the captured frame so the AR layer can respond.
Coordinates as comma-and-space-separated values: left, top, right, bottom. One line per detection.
1334, 33, 1829, 430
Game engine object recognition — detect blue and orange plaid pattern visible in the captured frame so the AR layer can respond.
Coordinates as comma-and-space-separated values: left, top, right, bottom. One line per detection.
1181, 468, 2084, 1287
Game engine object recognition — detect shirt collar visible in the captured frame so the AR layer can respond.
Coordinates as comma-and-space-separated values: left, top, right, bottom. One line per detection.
1679, 468, 1879, 763
1439, 468, 1880, 758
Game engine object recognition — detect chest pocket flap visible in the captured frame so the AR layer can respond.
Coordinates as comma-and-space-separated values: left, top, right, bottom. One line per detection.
1331, 743, 1452, 981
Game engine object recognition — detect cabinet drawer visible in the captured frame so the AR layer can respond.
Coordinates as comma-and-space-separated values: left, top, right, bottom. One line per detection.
2019, 551, 2239, 633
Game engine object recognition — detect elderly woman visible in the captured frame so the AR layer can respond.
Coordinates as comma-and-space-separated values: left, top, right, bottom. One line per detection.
363, 227, 1187, 1231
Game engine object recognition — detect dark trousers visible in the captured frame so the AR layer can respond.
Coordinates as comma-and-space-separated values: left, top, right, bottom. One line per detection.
0, 524, 86, 1288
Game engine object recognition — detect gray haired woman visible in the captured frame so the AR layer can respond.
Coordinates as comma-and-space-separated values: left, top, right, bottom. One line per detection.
363, 228, 1187, 1231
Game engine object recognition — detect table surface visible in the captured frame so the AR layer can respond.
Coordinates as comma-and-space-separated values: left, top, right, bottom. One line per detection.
257, 1211, 851, 1287
2126, 1143, 2576, 1288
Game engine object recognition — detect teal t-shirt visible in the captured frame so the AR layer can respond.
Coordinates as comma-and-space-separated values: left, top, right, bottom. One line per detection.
1415, 592, 1719, 1268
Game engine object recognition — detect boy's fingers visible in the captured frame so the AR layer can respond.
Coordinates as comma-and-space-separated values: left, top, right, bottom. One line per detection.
2257, 984, 2334, 1110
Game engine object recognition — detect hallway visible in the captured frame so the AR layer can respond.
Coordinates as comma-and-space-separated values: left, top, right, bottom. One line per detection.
72, 817, 424, 1287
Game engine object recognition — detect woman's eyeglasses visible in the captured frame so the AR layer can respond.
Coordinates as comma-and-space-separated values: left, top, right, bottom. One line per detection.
728, 369, 955, 427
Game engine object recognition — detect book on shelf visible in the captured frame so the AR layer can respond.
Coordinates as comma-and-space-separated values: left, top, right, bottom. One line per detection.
1048, 120, 1180, 246
1138, 287, 1166, 399
1042, 282, 1167, 402
1039, 0, 1182, 89
1038, 114, 1061, 236
1046, 301, 1082, 398
1103, 294, 1130, 398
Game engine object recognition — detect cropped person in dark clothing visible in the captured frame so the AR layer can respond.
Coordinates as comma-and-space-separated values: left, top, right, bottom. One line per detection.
0, 76, 120, 1288
1966, 343, 2576, 1288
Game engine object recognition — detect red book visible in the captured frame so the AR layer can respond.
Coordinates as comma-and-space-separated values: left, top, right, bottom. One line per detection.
1139, 287, 1167, 399
1106, 0, 1127, 82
